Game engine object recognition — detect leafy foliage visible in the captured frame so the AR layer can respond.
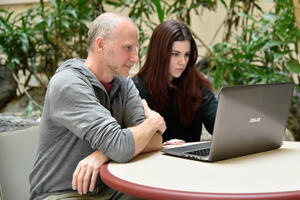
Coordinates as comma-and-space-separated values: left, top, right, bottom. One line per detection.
208, 0, 300, 92
0, 0, 106, 87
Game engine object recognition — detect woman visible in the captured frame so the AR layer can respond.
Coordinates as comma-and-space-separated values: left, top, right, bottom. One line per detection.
133, 20, 218, 144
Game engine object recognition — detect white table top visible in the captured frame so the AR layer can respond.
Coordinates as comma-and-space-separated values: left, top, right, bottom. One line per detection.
100, 141, 300, 200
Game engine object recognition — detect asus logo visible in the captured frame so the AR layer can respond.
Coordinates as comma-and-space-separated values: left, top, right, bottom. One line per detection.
249, 117, 261, 123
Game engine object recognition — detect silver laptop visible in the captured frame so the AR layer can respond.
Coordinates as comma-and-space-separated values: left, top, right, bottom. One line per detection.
161, 82, 294, 162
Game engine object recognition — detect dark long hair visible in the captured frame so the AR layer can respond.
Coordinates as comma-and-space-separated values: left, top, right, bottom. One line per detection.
136, 20, 213, 125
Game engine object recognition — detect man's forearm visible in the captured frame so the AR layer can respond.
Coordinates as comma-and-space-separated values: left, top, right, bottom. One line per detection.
128, 117, 159, 156
141, 133, 162, 153
128, 99, 166, 156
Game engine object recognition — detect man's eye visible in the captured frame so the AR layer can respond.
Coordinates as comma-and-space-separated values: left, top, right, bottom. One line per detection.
125, 46, 132, 50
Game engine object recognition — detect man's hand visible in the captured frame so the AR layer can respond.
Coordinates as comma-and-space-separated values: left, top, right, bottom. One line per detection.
141, 99, 166, 134
72, 150, 109, 195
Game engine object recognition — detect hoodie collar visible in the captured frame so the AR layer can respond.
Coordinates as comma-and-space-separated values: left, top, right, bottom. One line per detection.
56, 58, 122, 95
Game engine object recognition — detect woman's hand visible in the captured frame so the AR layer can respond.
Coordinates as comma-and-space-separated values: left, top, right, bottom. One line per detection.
163, 139, 185, 145
72, 150, 109, 195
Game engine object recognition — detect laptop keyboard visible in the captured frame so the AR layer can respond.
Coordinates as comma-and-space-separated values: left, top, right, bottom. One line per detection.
184, 148, 210, 157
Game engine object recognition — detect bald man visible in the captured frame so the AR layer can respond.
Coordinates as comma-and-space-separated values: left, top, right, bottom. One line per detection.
29, 12, 166, 200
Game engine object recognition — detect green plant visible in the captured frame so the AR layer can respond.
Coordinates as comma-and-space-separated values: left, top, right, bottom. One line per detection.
208, 0, 300, 92
221, 0, 263, 42
0, 0, 107, 116
0, 0, 108, 88
34, 0, 98, 79
0, 8, 42, 87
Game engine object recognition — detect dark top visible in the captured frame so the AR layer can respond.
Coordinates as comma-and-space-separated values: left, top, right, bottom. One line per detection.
132, 76, 218, 142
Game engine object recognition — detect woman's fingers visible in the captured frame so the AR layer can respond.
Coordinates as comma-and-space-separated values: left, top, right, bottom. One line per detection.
163, 139, 185, 145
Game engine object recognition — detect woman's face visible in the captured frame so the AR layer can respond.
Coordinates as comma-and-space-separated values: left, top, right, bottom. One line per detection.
169, 40, 191, 81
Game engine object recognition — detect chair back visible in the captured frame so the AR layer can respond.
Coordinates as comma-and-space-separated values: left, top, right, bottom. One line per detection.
0, 126, 39, 200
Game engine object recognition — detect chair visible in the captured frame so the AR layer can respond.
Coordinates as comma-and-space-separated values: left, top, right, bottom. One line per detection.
0, 126, 39, 200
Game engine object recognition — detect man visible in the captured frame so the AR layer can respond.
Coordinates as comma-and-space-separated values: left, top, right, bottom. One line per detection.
29, 12, 166, 200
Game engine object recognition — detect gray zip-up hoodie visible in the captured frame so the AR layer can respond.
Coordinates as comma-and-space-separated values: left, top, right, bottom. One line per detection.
29, 58, 145, 200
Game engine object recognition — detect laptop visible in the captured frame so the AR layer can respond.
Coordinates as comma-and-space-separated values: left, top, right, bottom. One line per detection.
161, 82, 294, 162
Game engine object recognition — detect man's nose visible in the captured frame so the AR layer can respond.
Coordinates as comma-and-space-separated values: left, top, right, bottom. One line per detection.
130, 50, 139, 63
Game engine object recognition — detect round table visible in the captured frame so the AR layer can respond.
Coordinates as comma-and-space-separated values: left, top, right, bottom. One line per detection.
100, 141, 300, 200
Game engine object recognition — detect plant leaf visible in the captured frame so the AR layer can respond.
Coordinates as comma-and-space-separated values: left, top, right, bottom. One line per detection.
286, 59, 300, 73
151, 0, 164, 22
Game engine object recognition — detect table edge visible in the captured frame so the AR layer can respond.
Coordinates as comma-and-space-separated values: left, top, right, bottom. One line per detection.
100, 163, 300, 200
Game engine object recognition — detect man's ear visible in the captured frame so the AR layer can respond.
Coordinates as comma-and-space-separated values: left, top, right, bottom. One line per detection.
95, 36, 105, 51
